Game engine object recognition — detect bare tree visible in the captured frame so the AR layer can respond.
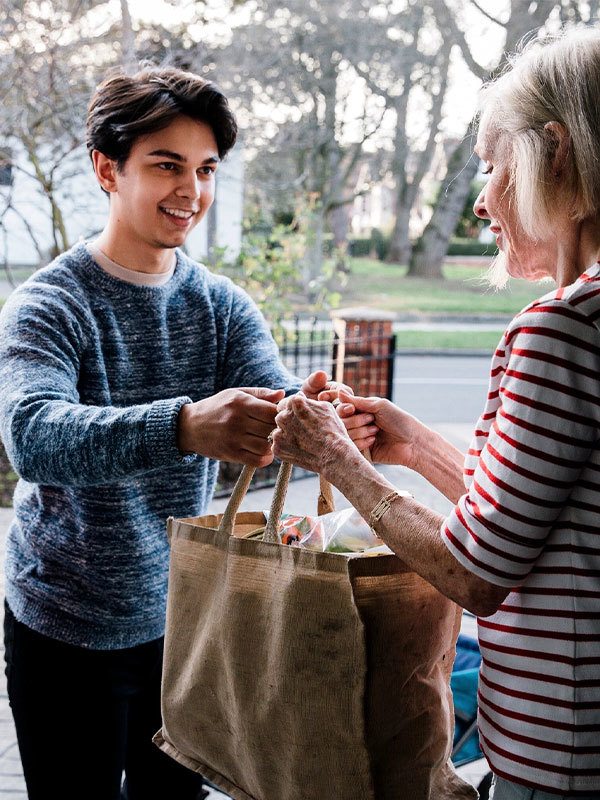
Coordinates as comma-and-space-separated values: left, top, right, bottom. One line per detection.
120, 0, 137, 72
216, 0, 388, 297
409, 0, 592, 279
346, 3, 454, 265
0, 0, 195, 277
0, 1, 126, 270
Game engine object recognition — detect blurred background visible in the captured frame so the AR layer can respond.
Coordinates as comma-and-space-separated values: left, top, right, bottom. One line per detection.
1, 0, 598, 305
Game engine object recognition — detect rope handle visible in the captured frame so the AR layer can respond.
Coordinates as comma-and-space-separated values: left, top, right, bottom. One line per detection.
217, 464, 256, 536
218, 447, 372, 541
218, 461, 301, 542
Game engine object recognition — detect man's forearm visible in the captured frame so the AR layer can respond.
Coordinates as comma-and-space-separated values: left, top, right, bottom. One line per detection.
3, 395, 190, 487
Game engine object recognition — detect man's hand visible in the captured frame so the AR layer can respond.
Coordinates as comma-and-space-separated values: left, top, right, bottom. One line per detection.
177, 387, 284, 467
300, 370, 353, 401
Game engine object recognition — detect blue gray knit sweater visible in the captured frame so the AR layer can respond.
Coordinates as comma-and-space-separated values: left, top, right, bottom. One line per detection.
0, 243, 296, 649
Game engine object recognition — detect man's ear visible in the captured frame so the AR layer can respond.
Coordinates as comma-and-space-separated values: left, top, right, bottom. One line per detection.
544, 121, 571, 178
92, 150, 119, 193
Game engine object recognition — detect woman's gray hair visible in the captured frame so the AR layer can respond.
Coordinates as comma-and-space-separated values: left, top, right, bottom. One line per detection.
478, 27, 600, 286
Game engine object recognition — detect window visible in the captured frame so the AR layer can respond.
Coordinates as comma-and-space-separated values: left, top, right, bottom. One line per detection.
0, 149, 13, 187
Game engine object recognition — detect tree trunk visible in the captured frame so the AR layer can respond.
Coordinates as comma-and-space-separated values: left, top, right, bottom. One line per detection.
49, 196, 70, 258
387, 36, 451, 268
24, 143, 70, 257
385, 82, 410, 265
303, 205, 325, 301
387, 202, 412, 265
120, 0, 136, 71
408, 136, 479, 278
329, 203, 350, 248
408, 0, 560, 279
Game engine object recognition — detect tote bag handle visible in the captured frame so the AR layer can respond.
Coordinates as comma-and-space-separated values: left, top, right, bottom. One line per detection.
217, 462, 337, 541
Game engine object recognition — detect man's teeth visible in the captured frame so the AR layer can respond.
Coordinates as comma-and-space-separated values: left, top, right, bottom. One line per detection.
162, 207, 194, 219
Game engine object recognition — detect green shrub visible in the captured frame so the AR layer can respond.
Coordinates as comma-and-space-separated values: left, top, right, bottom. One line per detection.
453, 181, 487, 238
348, 231, 391, 260
446, 237, 497, 257
370, 228, 390, 261
348, 237, 372, 257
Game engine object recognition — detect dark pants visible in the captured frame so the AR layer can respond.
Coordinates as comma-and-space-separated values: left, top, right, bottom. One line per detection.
3, 602, 207, 800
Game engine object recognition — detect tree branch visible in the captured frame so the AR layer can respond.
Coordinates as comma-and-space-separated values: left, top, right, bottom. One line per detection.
327, 186, 370, 212
0, 198, 46, 264
436, 0, 490, 80
466, 0, 505, 27
409, 39, 452, 206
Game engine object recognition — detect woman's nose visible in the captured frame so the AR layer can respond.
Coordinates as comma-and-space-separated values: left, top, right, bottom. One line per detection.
473, 186, 488, 220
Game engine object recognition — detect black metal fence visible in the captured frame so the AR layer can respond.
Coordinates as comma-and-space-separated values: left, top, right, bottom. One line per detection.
214, 315, 397, 496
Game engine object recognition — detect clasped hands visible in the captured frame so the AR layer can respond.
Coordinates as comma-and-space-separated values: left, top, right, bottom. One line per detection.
272, 377, 426, 477
177, 370, 374, 468
177, 368, 417, 472
269, 374, 379, 477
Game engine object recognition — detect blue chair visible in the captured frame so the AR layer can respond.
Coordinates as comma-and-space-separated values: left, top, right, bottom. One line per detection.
451, 633, 482, 766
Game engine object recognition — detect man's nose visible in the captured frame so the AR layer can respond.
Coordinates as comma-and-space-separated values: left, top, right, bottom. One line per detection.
176, 171, 202, 199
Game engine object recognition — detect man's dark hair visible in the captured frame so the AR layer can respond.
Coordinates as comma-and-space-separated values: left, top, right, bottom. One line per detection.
86, 66, 237, 167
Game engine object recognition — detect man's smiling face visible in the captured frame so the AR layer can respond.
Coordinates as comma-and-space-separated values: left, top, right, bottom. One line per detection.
101, 114, 219, 255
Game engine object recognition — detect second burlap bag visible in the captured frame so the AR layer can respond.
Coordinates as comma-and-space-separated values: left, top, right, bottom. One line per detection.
154, 463, 477, 800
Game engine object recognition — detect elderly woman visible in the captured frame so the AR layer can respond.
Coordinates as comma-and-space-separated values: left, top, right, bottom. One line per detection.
272, 28, 600, 800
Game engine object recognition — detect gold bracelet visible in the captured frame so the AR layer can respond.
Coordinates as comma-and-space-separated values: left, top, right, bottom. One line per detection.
369, 488, 412, 531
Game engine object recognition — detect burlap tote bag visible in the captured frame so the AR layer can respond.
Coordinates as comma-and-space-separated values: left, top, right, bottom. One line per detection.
154, 462, 477, 800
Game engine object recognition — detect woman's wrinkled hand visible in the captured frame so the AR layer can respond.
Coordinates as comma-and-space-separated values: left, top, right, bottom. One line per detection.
334, 391, 423, 469
272, 394, 354, 475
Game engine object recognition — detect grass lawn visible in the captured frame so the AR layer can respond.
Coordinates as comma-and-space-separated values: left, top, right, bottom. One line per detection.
338, 258, 548, 316
395, 329, 503, 351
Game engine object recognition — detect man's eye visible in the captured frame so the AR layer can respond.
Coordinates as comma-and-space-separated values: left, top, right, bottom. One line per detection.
199, 166, 216, 175
158, 162, 176, 171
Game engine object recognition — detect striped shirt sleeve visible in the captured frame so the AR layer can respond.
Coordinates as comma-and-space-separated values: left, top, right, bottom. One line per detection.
442, 299, 600, 588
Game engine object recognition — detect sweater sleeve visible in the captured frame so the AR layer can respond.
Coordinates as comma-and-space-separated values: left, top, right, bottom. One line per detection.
0, 286, 193, 487
217, 281, 301, 392
442, 301, 600, 588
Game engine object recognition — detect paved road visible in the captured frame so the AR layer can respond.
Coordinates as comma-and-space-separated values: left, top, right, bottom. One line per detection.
393, 354, 491, 424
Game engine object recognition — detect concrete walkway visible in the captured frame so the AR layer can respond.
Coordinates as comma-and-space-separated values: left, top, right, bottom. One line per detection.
0, 424, 490, 797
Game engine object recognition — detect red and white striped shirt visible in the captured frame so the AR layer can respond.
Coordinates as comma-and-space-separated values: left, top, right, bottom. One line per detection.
443, 264, 600, 796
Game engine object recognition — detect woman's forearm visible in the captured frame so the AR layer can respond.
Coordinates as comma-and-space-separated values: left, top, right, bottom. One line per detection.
271, 394, 505, 614
324, 442, 507, 617
410, 426, 466, 503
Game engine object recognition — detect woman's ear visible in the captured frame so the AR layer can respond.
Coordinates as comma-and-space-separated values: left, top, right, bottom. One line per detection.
544, 121, 571, 178
92, 150, 119, 193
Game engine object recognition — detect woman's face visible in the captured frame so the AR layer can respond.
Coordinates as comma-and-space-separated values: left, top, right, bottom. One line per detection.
473, 126, 557, 283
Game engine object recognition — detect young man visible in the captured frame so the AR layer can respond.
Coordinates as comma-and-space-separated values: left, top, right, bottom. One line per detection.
0, 67, 333, 800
